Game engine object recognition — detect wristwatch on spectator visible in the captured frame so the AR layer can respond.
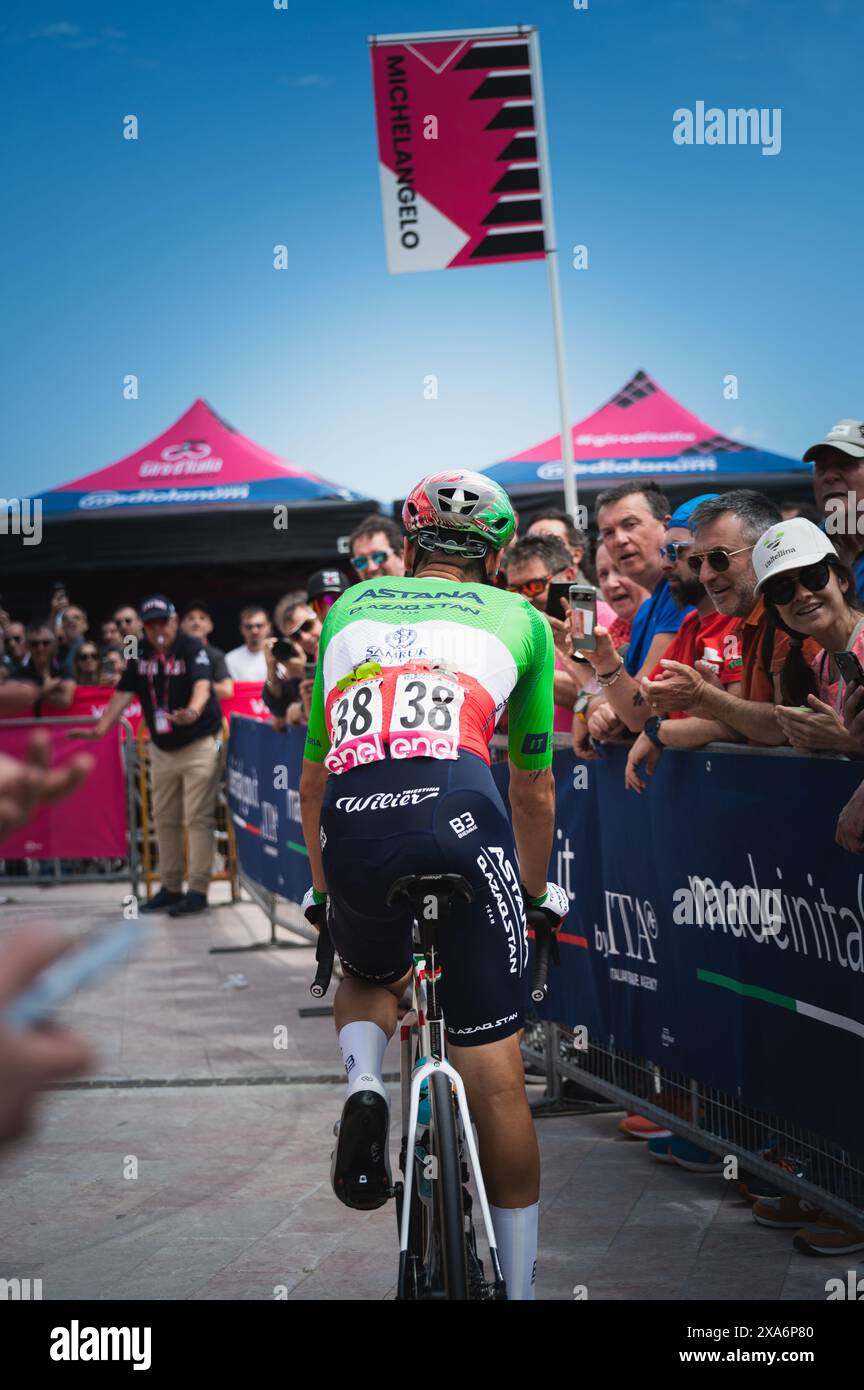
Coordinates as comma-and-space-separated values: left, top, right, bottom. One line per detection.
573, 690, 591, 721
644, 714, 665, 749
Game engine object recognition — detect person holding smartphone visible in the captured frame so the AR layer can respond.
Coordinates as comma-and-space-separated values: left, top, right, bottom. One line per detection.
753, 518, 864, 753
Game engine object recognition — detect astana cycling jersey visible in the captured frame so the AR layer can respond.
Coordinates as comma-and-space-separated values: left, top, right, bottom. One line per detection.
303, 576, 555, 775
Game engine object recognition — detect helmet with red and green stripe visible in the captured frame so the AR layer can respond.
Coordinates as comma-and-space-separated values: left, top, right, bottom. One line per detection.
402, 470, 516, 551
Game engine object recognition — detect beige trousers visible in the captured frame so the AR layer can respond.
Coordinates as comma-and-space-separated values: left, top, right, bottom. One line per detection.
149, 735, 222, 895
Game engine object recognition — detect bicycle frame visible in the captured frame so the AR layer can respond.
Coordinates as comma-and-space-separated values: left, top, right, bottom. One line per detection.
397, 933, 505, 1290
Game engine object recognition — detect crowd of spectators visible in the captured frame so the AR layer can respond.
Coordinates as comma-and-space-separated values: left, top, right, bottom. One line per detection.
1, 426, 864, 1251
3, 423, 863, 783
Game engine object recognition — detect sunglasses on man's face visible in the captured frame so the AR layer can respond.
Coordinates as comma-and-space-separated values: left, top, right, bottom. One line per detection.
352, 550, 392, 572
763, 560, 832, 608
507, 575, 551, 598
289, 617, 316, 638
661, 541, 693, 563
29, 638, 53, 647
686, 545, 754, 576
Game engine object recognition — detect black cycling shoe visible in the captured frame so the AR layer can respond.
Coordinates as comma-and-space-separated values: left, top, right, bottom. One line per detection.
331, 1088, 392, 1211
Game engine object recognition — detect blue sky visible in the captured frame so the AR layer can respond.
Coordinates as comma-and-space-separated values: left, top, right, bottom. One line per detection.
1, 0, 859, 505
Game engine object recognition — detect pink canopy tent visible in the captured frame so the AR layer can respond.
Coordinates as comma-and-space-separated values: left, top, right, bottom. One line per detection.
38, 398, 365, 517
484, 370, 808, 496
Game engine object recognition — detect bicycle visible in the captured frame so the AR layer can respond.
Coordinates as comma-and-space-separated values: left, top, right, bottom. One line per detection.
310, 872, 559, 1301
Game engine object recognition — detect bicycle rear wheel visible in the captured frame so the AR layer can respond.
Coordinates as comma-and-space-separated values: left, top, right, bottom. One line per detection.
430, 1069, 468, 1300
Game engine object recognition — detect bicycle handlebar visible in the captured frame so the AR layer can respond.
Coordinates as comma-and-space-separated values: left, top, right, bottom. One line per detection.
527, 908, 560, 1003
311, 921, 335, 998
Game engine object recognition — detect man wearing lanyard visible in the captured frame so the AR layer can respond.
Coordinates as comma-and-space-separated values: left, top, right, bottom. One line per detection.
71, 595, 223, 916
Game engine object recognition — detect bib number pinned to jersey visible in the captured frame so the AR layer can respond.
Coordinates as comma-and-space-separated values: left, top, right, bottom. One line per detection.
389, 674, 464, 761
325, 679, 385, 774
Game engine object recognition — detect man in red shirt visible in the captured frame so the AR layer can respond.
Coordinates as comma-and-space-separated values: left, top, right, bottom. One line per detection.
634, 492, 820, 785
582, 495, 737, 739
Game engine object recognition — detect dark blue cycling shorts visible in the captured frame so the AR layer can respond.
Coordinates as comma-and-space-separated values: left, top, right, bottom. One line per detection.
320, 750, 528, 1047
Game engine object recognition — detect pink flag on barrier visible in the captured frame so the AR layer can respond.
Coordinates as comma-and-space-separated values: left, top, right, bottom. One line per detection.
0, 724, 128, 859
369, 28, 549, 273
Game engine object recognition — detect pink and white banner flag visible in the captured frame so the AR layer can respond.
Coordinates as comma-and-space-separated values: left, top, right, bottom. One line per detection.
369, 29, 548, 273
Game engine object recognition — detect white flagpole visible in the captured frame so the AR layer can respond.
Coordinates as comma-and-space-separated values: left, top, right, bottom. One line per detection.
528, 28, 579, 525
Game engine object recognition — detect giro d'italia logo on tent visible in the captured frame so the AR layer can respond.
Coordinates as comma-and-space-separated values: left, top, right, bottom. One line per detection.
139, 441, 224, 479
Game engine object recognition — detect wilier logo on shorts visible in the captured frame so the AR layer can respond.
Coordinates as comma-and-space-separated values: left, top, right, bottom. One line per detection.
449, 812, 477, 839
521, 732, 548, 756
335, 788, 439, 812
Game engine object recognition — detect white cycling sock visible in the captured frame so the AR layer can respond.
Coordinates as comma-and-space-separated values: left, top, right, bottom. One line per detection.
338, 1021, 389, 1100
491, 1202, 539, 1301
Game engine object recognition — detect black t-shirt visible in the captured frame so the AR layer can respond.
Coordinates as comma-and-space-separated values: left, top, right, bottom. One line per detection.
12, 656, 64, 689
118, 632, 222, 750
206, 644, 230, 683
10, 656, 67, 718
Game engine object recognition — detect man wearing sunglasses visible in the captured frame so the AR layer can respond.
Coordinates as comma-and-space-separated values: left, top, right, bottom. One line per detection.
348, 514, 406, 580
225, 606, 272, 682
641, 490, 819, 746
581, 496, 738, 740
11, 624, 75, 713
307, 568, 348, 624
3, 622, 27, 669
71, 595, 224, 916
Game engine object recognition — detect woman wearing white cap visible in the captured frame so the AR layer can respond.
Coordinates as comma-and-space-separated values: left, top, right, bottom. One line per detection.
753, 518, 864, 753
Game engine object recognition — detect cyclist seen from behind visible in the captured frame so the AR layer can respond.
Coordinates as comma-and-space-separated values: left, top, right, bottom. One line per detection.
299, 471, 568, 1300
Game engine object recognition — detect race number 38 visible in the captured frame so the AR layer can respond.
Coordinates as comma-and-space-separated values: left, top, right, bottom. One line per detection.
391, 674, 465, 740
329, 679, 384, 749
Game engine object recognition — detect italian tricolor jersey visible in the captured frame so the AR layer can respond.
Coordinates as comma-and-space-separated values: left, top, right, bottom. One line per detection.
303, 577, 555, 775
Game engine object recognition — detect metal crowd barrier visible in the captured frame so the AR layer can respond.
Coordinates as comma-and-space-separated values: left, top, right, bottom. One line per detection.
501, 732, 864, 1228
232, 874, 319, 951
0, 715, 139, 896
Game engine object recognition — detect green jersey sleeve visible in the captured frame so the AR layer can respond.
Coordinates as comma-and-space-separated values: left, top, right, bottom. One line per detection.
303, 620, 332, 764
506, 604, 555, 770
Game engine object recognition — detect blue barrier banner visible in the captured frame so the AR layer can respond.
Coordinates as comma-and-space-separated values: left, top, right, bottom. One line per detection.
228, 717, 864, 1154
495, 745, 864, 1156
226, 716, 310, 900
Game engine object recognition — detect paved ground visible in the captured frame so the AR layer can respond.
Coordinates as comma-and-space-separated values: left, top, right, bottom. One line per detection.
0, 881, 853, 1301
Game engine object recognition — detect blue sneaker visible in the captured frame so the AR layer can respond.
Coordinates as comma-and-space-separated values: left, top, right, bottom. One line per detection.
647, 1134, 675, 1163
668, 1137, 724, 1172
648, 1135, 723, 1172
